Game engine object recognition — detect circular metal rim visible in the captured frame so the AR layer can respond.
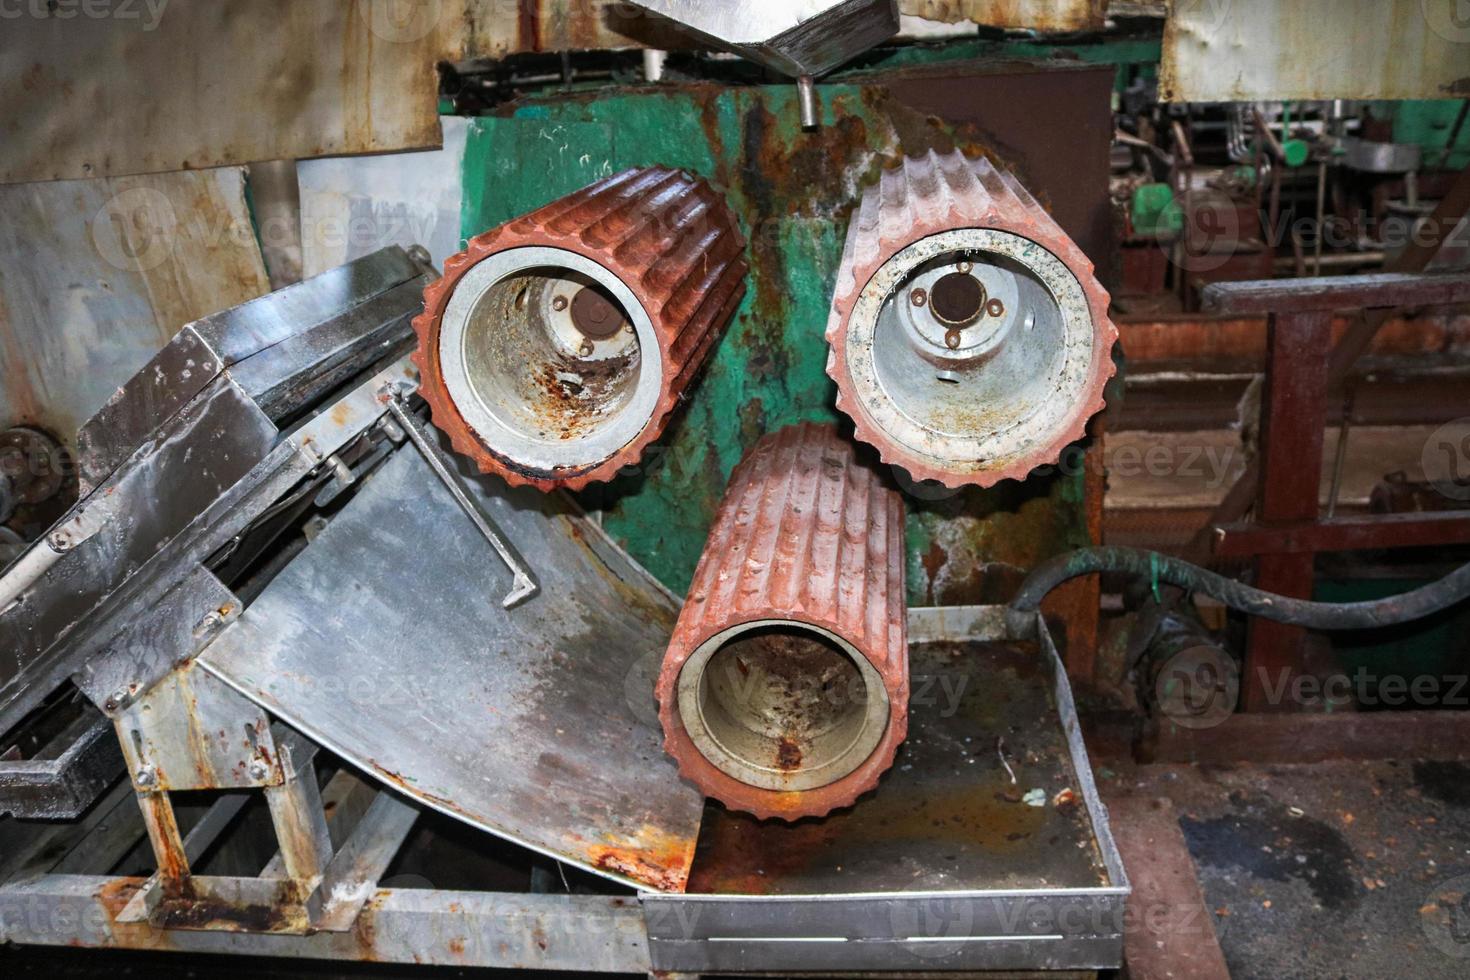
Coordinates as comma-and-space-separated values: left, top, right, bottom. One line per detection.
674, 619, 891, 793
436, 246, 664, 472
843, 228, 1096, 470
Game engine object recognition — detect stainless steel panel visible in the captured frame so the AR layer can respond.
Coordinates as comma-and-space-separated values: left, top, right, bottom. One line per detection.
644, 614, 1128, 973
0, 379, 277, 732
0, 168, 268, 444
199, 439, 706, 892
114, 665, 280, 792
75, 326, 225, 493
189, 247, 422, 369
71, 566, 240, 712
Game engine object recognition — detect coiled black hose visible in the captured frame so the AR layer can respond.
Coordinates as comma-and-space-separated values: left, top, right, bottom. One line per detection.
1008, 546, 1470, 631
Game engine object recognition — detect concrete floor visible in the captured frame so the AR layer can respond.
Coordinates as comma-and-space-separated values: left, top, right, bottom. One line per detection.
1102, 757, 1470, 979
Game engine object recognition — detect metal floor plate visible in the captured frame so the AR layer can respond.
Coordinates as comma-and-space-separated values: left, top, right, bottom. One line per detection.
199, 441, 705, 891
686, 639, 1110, 895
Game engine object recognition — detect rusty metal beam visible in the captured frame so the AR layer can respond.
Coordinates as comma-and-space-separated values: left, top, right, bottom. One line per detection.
0, 877, 651, 972
1202, 271, 1470, 316
1242, 310, 1333, 712
1214, 511, 1470, 557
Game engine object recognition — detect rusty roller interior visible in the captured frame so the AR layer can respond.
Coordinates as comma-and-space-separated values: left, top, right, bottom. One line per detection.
656, 422, 908, 821
413, 166, 748, 491
826, 149, 1118, 488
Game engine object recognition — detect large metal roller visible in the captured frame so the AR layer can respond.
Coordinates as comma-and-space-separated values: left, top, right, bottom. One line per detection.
656, 423, 908, 821
413, 166, 747, 491
826, 150, 1117, 488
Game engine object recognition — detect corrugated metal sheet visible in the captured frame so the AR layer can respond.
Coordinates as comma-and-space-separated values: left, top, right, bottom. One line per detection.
901, 0, 1105, 31
0, 168, 269, 442
1161, 0, 1470, 102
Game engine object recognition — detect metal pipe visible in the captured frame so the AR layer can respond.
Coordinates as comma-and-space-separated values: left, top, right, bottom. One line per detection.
0, 500, 112, 614
656, 423, 908, 821
796, 75, 818, 129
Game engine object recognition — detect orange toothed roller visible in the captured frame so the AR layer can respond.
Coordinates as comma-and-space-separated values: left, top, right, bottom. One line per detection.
826, 150, 1117, 489
413, 166, 748, 491
656, 423, 908, 821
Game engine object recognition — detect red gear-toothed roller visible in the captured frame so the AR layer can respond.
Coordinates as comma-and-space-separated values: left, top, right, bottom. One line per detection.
826, 149, 1117, 489
656, 423, 908, 821
413, 166, 747, 491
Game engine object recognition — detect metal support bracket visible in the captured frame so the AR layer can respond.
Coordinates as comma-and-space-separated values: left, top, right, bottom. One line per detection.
379, 386, 539, 609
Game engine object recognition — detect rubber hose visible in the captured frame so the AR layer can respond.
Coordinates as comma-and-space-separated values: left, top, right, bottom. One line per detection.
1009, 546, 1470, 631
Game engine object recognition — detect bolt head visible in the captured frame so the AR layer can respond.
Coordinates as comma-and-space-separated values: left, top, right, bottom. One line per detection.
135, 765, 157, 787
247, 760, 271, 782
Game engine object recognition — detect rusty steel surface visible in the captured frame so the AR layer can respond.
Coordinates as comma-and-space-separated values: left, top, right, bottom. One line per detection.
826, 149, 1116, 489
901, 0, 1104, 32
656, 423, 908, 821
683, 638, 1109, 894
413, 166, 747, 491
1160, 0, 1470, 102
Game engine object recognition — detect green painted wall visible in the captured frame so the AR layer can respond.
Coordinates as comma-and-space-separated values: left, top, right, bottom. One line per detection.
459, 81, 1093, 602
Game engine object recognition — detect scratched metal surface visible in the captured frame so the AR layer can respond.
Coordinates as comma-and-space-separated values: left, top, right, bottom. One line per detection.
198, 438, 707, 893
684, 637, 1110, 894
0, 168, 268, 449
1160, 0, 1470, 102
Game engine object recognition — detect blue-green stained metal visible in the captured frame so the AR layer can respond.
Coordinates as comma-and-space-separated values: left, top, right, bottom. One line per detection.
459, 80, 1094, 603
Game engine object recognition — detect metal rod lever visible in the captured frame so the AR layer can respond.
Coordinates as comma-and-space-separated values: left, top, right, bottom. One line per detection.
382, 392, 539, 609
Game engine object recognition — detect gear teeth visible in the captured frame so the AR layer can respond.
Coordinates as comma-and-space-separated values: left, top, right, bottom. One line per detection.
412, 167, 747, 492
826, 150, 1117, 488
655, 423, 908, 822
